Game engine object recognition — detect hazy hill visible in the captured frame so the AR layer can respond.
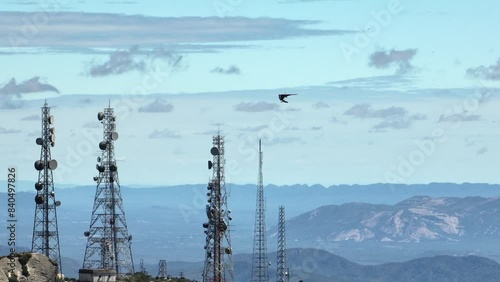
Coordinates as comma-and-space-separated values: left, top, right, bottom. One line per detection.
155, 248, 500, 282
276, 196, 500, 244
2, 183, 500, 271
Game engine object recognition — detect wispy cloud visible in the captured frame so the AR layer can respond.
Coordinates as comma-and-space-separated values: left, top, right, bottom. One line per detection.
234, 101, 278, 112
210, 65, 241, 75
149, 129, 181, 139
369, 48, 417, 75
138, 98, 174, 113
327, 75, 415, 90
0, 77, 59, 95
80, 98, 92, 104
0, 127, 21, 134
0, 12, 354, 49
477, 146, 488, 155
240, 125, 267, 132
466, 58, 500, 80
344, 103, 426, 131
438, 112, 480, 122
267, 136, 302, 145
312, 101, 330, 109
84, 46, 183, 77
344, 104, 406, 119
21, 114, 39, 121
83, 121, 102, 128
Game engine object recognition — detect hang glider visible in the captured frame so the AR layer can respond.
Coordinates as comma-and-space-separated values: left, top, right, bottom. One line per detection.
278, 93, 297, 103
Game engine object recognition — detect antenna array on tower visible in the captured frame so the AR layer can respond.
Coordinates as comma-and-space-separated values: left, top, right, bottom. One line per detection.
202, 133, 234, 282
81, 105, 134, 277
31, 100, 63, 275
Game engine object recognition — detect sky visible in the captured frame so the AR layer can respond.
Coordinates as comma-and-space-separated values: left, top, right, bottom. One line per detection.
0, 0, 499, 187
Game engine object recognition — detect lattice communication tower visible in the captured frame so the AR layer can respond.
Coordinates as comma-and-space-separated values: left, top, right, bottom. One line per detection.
32, 100, 63, 274
82, 104, 134, 276
157, 260, 167, 279
202, 133, 234, 282
276, 205, 289, 282
251, 139, 269, 282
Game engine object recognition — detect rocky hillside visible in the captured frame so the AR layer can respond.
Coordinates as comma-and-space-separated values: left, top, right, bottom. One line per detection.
0, 253, 58, 282
276, 196, 500, 243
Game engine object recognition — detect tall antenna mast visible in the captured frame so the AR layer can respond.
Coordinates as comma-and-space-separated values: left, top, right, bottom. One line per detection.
32, 100, 63, 275
276, 205, 289, 282
251, 139, 269, 282
82, 104, 134, 277
202, 132, 234, 282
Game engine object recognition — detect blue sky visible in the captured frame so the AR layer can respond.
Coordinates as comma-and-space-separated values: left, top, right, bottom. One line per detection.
0, 0, 499, 186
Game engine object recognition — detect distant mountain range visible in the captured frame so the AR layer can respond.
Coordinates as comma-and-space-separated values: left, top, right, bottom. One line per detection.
276, 195, 500, 244
139, 248, 500, 282
2, 182, 500, 276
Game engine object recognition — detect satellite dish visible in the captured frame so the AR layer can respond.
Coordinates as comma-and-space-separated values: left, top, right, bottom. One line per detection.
110, 176, 114, 182
99, 141, 107, 150
96, 164, 105, 172
110, 164, 117, 171
93, 176, 99, 181
49, 134, 55, 143
55, 201, 61, 206
35, 195, 45, 205
36, 138, 43, 145
97, 112, 105, 121
208, 160, 213, 170
35, 182, 43, 191
210, 147, 219, 156
34, 160, 44, 170
203, 223, 209, 228
48, 159, 58, 170
51, 141, 55, 147
97, 156, 101, 162
225, 247, 232, 255
50, 127, 55, 134
128, 235, 132, 241
48, 115, 54, 124
111, 132, 119, 141
84, 231, 90, 237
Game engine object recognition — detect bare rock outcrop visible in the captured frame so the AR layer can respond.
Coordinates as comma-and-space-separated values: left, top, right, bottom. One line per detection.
0, 253, 57, 282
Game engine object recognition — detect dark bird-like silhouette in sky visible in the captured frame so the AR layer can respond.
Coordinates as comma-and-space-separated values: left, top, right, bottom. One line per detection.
278, 93, 297, 103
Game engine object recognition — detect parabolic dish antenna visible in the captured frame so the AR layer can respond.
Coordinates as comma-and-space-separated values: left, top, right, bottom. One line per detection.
210, 147, 219, 156
48, 159, 58, 170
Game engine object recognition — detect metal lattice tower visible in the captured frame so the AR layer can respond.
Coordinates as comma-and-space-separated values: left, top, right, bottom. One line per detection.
32, 100, 63, 275
140, 259, 146, 274
202, 133, 234, 282
82, 104, 135, 276
157, 260, 167, 279
276, 205, 289, 282
251, 139, 269, 282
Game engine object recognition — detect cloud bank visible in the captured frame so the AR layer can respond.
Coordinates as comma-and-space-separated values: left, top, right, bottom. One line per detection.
466, 58, 500, 80
369, 48, 417, 75
0, 77, 59, 95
